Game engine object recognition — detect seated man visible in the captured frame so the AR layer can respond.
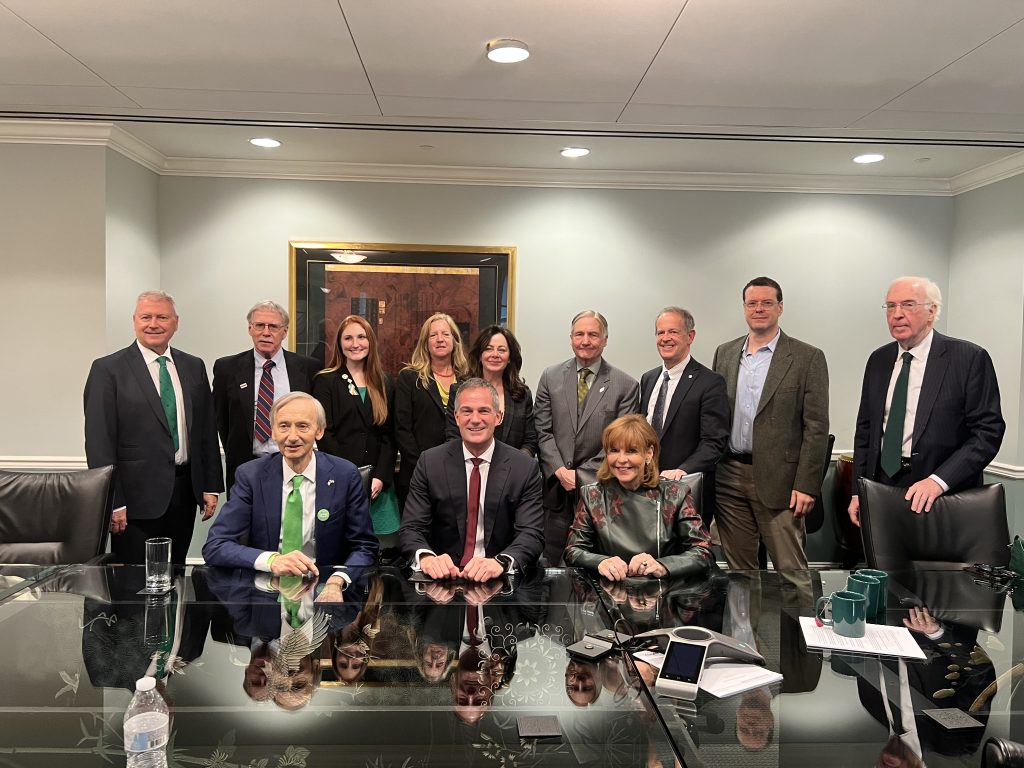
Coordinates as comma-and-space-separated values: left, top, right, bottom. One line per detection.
400, 377, 545, 581
203, 392, 377, 599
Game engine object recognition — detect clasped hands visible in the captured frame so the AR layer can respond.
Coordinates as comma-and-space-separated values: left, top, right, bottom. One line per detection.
419, 553, 504, 582
598, 553, 667, 581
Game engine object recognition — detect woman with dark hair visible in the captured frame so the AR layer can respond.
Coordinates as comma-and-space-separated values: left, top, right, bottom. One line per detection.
313, 314, 399, 546
564, 415, 712, 580
446, 325, 537, 456
394, 313, 468, 501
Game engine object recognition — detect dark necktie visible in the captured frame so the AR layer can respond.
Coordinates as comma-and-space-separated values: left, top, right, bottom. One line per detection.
156, 356, 179, 452
255, 359, 276, 444
881, 352, 913, 478
461, 458, 484, 567
577, 368, 591, 405
466, 606, 481, 646
651, 370, 671, 435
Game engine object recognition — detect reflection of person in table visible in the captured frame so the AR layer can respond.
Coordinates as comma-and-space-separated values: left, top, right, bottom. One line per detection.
564, 415, 712, 581
451, 646, 508, 724
735, 688, 774, 751
565, 658, 601, 707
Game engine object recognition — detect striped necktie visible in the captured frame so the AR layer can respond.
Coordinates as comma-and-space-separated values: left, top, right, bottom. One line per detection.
254, 359, 275, 444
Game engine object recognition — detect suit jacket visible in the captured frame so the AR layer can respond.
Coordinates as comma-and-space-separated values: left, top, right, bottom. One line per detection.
312, 367, 396, 485
640, 357, 729, 474
852, 331, 1004, 492
202, 452, 377, 570
534, 358, 640, 503
84, 342, 223, 519
712, 330, 829, 509
399, 440, 545, 568
212, 348, 320, 491
394, 368, 451, 489
445, 382, 539, 456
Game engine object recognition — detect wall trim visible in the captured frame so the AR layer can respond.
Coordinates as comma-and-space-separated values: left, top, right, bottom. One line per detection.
830, 450, 1024, 481
949, 149, 1024, 195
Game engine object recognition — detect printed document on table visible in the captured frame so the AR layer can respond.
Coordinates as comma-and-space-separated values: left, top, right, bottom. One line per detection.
798, 616, 926, 659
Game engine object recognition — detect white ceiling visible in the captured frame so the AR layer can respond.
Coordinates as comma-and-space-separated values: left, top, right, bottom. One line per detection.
3, 0, 1024, 188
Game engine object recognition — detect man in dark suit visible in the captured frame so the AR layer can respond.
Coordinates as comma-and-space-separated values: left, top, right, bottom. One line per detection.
712, 277, 829, 570
400, 378, 545, 581
640, 306, 729, 526
534, 311, 640, 563
213, 300, 320, 493
849, 276, 1004, 524
84, 290, 223, 564
203, 392, 377, 600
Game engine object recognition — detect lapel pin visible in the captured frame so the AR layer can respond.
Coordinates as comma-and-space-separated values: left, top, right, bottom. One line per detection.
239, 382, 248, 389
599, 386, 607, 393
317, 509, 330, 522
688, 374, 693, 379
327, 479, 335, 486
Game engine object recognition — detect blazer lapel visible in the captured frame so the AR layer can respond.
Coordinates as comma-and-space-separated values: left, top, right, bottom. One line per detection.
639, 371, 655, 414
496, 388, 514, 443
579, 361, 610, 431
562, 362, 579, 433
312, 455, 336, 562
172, 347, 195, 434
342, 366, 374, 427
128, 345, 172, 438
236, 352, 255, 440
447, 443, 469, 549
756, 334, 793, 417
664, 359, 700, 428
719, 338, 742, 403
913, 333, 948, 442
483, 445, 510, 548
426, 375, 446, 415
260, 457, 284, 548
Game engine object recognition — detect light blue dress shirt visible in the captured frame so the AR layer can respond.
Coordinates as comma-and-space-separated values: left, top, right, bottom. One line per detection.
728, 330, 780, 454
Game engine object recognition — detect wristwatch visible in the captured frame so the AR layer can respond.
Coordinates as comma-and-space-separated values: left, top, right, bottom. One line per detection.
495, 554, 514, 574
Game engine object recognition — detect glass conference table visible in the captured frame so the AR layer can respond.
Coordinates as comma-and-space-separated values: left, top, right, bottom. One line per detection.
0, 565, 1021, 767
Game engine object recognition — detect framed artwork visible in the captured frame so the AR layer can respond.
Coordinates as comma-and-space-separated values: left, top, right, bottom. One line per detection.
289, 242, 516, 375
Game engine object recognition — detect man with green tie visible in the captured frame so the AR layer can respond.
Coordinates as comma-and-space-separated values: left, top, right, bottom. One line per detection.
85, 290, 223, 564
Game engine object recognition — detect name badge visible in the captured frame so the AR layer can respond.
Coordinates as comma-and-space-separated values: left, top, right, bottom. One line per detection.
317, 509, 330, 522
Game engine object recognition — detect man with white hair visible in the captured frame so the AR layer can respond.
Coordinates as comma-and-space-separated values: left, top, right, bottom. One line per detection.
849, 276, 1004, 524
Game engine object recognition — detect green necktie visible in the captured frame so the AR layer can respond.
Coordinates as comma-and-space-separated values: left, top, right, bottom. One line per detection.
282, 474, 304, 555
881, 352, 913, 477
280, 584, 302, 628
155, 356, 179, 452
577, 368, 592, 405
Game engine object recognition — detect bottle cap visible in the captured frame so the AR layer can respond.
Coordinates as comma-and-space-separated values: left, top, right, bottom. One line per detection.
135, 676, 156, 692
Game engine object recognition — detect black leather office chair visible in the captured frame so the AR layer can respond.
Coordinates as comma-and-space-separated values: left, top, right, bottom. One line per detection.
983, 738, 1024, 767
0, 465, 115, 564
857, 479, 1009, 571
804, 433, 836, 534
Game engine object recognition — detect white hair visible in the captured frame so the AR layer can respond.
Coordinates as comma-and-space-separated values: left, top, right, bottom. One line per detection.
270, 392, 326, 430
890, 276, 942, 319
135, 290, 177, 314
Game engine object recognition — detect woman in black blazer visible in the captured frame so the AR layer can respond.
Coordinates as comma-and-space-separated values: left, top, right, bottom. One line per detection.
394, 313, 468, 504
446, 326, 537, 456
312, 314, 399, 544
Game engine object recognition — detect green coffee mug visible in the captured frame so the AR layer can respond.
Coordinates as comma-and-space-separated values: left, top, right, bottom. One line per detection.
855, 568, 889, 616
815, 590, 867, 638
847, 573, 882, 618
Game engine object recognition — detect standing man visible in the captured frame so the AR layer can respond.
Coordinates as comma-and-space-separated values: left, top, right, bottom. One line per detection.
213, 300, 320, 493
84, 290, 223, 564
534, 311, 640, 563
400, 378, 545, 580
849, 276, 1003, 524
712, 277, 829, 570
640, 306, 730, 525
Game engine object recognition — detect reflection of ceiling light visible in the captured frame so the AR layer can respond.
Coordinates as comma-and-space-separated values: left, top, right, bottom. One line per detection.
486, 38, 529, 63
560, 147, 590, 158
853, 153, 884, 164
330, 250, 367, 264
249, 137, 281, 148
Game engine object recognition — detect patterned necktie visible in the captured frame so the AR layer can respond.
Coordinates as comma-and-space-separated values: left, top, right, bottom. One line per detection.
282, 474, 304, 555
881, 352, 914, 477
156, 356, 179, 452
577, 368, 592, 405
461, 458, 484, 567
254, 359, 275, 444
651, 370, 671, 435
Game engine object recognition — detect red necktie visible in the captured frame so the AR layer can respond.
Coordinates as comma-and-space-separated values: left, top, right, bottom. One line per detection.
466, 606, 481, 646
461, 458, 483, 567
254, 359, 275, 443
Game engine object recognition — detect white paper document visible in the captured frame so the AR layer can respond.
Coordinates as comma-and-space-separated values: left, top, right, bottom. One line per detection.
798, 616, 926, 659
631, 651, 783, 698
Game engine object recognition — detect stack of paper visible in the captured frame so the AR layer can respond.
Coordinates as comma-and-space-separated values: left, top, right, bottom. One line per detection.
798, 616, 926, 659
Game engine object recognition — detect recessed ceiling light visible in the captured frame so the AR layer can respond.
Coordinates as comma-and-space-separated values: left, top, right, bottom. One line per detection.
486, 38, 530, 63
560, 147, 590, 158
249, 137, 281, 148
853, 153, 884, 164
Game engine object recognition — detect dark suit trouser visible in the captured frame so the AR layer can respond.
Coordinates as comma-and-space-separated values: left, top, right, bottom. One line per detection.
543, 486, 575, 566
111, 467, 198, 565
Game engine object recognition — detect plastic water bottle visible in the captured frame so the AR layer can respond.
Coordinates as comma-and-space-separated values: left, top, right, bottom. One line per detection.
123, 676, 169, 768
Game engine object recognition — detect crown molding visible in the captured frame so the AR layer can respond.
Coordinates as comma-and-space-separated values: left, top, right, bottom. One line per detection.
107, 125, 165, 173
949, 149, 1024, 195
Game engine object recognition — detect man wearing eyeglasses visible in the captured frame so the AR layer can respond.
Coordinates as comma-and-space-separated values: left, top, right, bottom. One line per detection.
712, 277, 829, 571
849, 277, 1004, 524
213, 300, 320, 494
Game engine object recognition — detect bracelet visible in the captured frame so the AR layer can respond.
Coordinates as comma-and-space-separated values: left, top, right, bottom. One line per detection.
267, 553, 279, 568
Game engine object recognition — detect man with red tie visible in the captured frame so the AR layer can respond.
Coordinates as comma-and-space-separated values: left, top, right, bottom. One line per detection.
400, 378, 545, 581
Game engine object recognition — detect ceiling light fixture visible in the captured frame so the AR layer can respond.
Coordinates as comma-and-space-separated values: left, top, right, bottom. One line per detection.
486, 38, 530, 63
249, 137, 281, 148
330, 250, 367, 264
560, 147, 590, 158
853, 153, 884, 164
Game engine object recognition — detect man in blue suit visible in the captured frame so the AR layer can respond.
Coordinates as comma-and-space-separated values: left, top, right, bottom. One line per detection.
204, 392, 377, 598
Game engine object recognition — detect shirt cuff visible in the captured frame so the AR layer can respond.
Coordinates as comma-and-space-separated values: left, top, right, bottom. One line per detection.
928, 474, 950, 493
254, 551, 276, 572
328, 568, 351, 587
253, 573, 273, 592
413, 549, 437, 571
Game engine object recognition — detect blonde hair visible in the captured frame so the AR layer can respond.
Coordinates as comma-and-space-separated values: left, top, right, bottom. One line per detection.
596, 415, 660, 488
403, 313, 468, 389
319, 315, 388, 425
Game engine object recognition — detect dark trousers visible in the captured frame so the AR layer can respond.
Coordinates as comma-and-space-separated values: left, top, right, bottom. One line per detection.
111, 467, 198, 565
542, 488, 577, 566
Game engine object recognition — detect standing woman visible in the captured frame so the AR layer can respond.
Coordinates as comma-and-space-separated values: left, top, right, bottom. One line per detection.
395, 313, 468, 505
313, 315, 400, 551
446, 326, 537, 456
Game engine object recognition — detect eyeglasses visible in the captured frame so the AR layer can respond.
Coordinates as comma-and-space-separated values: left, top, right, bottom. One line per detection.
743, 300, 778, 310
250, 322, 285, 332
883, 301, 933, 314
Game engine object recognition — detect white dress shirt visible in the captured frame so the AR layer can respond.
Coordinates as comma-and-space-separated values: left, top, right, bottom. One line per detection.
136, 340, 188, 464
252, 347, 291, 456
645, 354, 691, 424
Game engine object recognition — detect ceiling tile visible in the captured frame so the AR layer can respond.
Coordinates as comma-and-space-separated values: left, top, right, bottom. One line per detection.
0, 4, 106, 86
